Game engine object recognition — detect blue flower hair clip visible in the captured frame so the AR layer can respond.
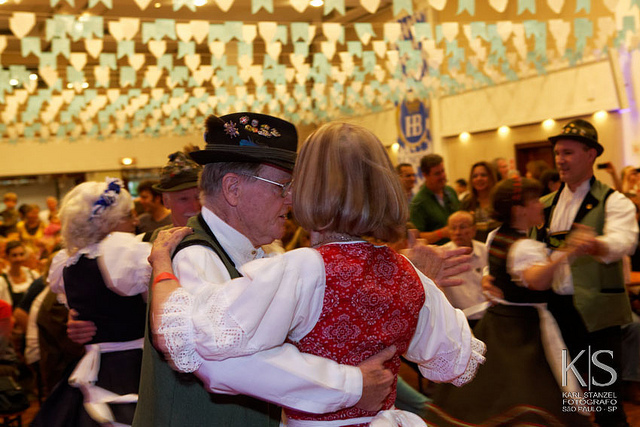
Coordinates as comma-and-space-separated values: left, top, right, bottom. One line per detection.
90, 178, 123, 220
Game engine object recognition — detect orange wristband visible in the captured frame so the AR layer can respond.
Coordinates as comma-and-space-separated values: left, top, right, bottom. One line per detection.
152, 272, 178, 287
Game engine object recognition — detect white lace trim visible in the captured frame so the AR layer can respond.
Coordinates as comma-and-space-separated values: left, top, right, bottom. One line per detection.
419, 336, 486, 386
451, 336, 486, 387
63, 243, 101, 266
158, 288, 203, 373
158, 286, 250, 372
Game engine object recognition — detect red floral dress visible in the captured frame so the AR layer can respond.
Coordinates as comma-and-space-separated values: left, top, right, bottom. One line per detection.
286, 242, 425, 424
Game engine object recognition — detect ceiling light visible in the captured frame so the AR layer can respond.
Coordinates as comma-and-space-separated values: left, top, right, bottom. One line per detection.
194, 0, 206, 5
82, 82, 89, 88
593, 110, 607, 122
542, 119, 555, 130
120, 157, 136, 166
67, 83, 74, 89
391, 142, 399, 153
498, 125, 510, 136
154, 2, 161, 7
459, 132, 470, 142
310, 0, 323, 7
29, 73, 38, 81
9, 79, 18, 86
0, 0, 7, 5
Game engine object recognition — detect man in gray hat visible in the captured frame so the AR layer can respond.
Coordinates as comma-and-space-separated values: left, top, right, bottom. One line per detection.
132, 113, 395, 426
533, 119, 637, 426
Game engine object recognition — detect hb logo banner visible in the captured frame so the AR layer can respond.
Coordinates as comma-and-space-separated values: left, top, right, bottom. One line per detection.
396, 98, 430, 154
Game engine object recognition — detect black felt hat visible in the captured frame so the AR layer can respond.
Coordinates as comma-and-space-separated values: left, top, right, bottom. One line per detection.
548, 119, 604, 157
153, 151, 202, 192
190, 113, 298, 171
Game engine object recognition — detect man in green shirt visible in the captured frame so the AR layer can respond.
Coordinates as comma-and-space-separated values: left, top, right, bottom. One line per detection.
410, 154, 460, 245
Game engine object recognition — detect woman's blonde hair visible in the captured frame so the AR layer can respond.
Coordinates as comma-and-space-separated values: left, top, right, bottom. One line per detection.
59, 180, 133, 254
292, 122, 407, 242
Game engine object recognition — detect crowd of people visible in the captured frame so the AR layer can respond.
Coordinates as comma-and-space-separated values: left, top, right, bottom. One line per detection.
0, 114, 637, 427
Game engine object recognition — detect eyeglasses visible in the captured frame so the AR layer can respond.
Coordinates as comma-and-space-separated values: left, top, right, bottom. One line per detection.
241, 174, 293, 198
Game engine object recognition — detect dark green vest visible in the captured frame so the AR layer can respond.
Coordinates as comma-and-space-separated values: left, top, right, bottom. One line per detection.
132, 214, 280, 427
532, 179, 632, 332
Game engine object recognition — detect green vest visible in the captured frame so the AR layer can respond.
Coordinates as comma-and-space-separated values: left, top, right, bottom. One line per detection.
132, 214, 280, 427
532, 179, 632, 333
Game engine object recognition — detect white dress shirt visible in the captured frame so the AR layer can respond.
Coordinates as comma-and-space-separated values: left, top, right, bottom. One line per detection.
171, 207, 363, 414
440, 240, 487, 319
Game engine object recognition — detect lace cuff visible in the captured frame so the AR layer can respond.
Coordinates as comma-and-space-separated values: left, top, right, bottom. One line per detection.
157, 288, 203, 373
451, 337, 486, 387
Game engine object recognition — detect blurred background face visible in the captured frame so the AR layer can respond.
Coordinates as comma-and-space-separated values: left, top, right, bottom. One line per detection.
3, 198, 17, 210
7, 245, 26, 267
138, 190, 157, 213
497, 159, 509, 179
398, 165, 417, 193
424, 163, 447, 193
25, 207, 40, 225
471, 165, 491, 193
164, 187, 201, 227
448, 213, 475, 247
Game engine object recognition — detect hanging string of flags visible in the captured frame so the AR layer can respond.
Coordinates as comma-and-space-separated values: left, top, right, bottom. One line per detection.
0, 0, 639, 141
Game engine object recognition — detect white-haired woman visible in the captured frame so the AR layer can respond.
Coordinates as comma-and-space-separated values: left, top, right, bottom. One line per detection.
34, 178, 151, 427
150, 122, 486, 427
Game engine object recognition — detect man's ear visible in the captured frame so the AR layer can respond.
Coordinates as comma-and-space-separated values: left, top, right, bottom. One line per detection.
221, 173, 241, 207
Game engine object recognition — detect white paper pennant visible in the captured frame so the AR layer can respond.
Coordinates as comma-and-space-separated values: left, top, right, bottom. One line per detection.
383, 23, 401, 44
121, 18, 140, 41
108, 21, 124, 41
547, 0, 565, 14
39, 66, 59, 87
242, 25, 257, 44
428, 0, 446, 10
258, 22, 277, 43
190, 20, 209, 44
238, 55, 253, 68
216, 0, 234, 12
321, 41, 336, 60
360, 0, 381, 13
151, 88, 165, 101
9, 12, 35, 39
107, 89, 121, 104
373, 40, 387, 58
133, 0, 153, 9
84, 39, 103, 59
266, 42, 282, 59
441, 22, 459, 42
0, 36, 6, 54
603, 0, 618, 13
148, 40, 166, 58
208, 42, 225, 59
69, 53, 88, 71
289, 0, 308, 13
129, 53, 146, 71
176, 23, 193, 42
184, 54, 201, 71
145, 66, 162, 87
62, 89, 75, 104
496, 21, 513, 42
322, 23, 342, 43
489, 0, 507, 12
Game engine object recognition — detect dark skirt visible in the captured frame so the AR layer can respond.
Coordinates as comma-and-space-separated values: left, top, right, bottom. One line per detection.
425, 304, 593, 427
32, 348, 142, 427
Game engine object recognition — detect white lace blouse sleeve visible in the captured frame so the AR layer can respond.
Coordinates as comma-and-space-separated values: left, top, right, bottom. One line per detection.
98, 232, 152, 296
403, 265, 486, 387
159, 247, 326, 373
506, 239, 549, 288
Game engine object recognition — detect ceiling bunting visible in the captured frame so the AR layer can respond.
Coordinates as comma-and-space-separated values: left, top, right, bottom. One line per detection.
10, 12, 36, 39
393, 0, 412, 17
21, 38, 41, 58
548, 19, 570, 55
69, 52, 88, 71
289, 0, 308, 13
133, 0, 153, 9
85, 39, 103, 58
52, 38, 71, 59
383, 22, 402, 43
518, 0, 535, 14
574, 17, 593, 55
360, 0, 380, 14
94, 65, 110, 87
324, 0, 345, 15
117, 40, 135, 59
323, 23, 344, 44
173, 0, 197, 12
89, 0, 112, 8
259, 22, 278, 43
176, 23, 194, 42
457, 0, 475, 16
252, 0, 273, 14
547, 0, 564, 14
0, 36, 6, 55
355, 23, 375, 45
428, 0, 446, 11
604, 0, 619, 13
576, 0, 591, 13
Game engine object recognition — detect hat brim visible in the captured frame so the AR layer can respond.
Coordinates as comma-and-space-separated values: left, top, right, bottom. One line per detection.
152, 180, 199, 193
549, 134, 604, 157
190, 146, 296, 171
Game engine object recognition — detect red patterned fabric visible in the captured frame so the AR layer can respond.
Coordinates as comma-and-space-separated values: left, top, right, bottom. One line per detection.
286, 242, 425, 422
